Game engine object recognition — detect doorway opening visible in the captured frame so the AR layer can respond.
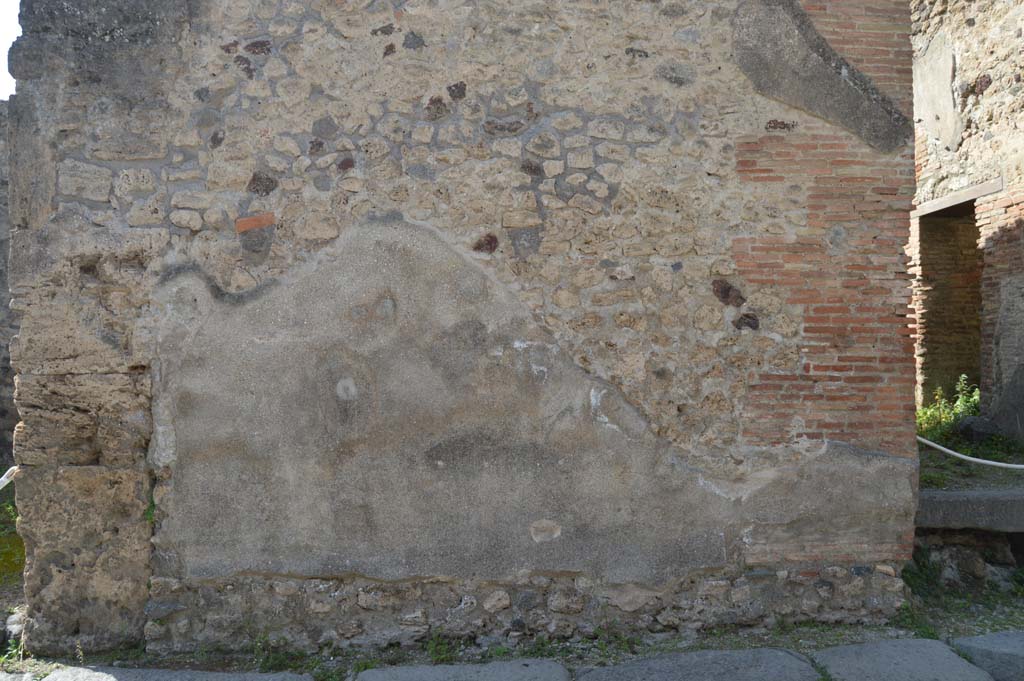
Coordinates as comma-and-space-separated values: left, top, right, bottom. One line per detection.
913, 200, 982, 407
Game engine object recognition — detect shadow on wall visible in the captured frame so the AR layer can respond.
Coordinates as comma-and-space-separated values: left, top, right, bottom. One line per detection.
984, 216, 1024, 441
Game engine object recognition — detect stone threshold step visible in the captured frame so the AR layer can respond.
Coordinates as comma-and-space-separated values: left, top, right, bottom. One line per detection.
917, 488, 1024, 533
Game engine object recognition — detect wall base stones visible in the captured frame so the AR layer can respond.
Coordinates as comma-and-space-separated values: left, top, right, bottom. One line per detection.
143, 567, 908, 655
915, 529, 1023, 594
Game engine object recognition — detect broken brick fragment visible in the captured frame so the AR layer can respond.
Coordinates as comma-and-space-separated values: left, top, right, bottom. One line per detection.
235, 212, 276, 234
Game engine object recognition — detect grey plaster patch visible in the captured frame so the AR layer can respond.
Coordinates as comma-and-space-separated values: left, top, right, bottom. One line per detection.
151, 218, 735, 584
576, 649, 819, 681
954, 631, 1024, 681
403, 32, 426, 50
43, 669, 311, 681
239, 225, 276, 260
508, 227, 542, 258
811, 639, 995, 681
356, 660, 569, 681
914, 33, 966, 151
733, 0, 912, 152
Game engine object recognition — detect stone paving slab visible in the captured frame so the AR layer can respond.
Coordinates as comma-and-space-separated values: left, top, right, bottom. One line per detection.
0, 673, 33, 681
575, 649, 819, 681
43, 669, 312, 681
955, 631, 1024, 681
811, 639, 994, 681
355, 659, 569, 681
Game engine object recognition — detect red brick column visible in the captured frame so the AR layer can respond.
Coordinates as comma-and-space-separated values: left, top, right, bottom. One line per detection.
734, 0, 917, 458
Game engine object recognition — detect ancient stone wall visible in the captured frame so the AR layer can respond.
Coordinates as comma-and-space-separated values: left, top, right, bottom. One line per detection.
9, 0, 918, 655
0, 100, 15, 467
910, 0, 1024, 430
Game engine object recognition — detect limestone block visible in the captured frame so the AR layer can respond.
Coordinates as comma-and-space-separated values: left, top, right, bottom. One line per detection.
58, 160, 113, 203
14, 373, 151, 467
115, 169, 157, 198
18, 466, 151, 655
126, 189, 168, 226
526, 133, 561, 159
170, 210, 204, 232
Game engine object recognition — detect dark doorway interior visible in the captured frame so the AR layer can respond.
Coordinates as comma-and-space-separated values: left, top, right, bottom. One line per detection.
916, 203, 983, 405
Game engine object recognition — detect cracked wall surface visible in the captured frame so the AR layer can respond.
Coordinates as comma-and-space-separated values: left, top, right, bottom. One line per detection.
910, 0, 1024, 437
9, 0, 918, 654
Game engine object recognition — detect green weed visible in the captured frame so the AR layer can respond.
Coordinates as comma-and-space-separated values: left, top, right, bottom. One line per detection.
521, 636, 562, 659
252, 636, 310, 673
144, 492, 157, 526
592, 624, 641, 663
481, 645, 512, 661
891, 603, 939, 640
917, 375, 980, 443
311, 664, 348, 681
0, 502, 17, 538
901, 547, 944, 600
917, 375, 1024, 467
0, 638, 22, 665
351, 658, 381, 673
423, 633, 458, 665
1012, 568, 1024, 596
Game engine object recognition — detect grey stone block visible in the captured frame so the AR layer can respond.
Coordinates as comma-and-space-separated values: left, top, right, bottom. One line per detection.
811, 639, 994, 681
917, 490, 1024, 532
733, 0, 912, 152
43, 668, 312, 681
575, 649, 819, 681
955, 631, 1024, 681
355, 659, 569, 681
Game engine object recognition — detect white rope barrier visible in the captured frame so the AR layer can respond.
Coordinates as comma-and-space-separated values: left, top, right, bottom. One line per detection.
917, 436, 1024, 471
0, 466, 17, 493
